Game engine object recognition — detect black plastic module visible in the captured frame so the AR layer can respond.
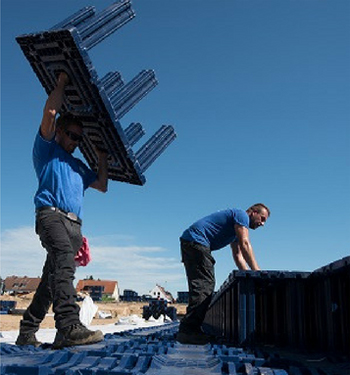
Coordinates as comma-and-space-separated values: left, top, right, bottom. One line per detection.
16, 0, 177, 185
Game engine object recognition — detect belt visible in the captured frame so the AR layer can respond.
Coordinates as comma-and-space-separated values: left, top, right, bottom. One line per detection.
36, 206, 82, 224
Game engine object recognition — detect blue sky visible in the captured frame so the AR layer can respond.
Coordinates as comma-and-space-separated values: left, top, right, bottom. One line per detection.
1, 0, 349, 297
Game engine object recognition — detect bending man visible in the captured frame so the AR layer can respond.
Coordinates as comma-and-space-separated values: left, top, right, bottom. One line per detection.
177, 203, 270, 345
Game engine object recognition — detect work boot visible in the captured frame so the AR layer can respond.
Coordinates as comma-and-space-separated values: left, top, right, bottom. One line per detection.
15, 332, 42, 347
176, 330, 211, 345
52, 323, 104, 349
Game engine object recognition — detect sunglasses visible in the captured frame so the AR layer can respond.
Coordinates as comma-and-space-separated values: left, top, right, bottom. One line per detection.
65, 130, 83, 142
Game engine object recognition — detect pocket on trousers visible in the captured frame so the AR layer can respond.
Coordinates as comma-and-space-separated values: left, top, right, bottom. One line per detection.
62, 219, 83, 253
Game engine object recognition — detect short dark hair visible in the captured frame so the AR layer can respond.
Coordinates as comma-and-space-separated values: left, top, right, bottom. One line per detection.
56, 113, 83, 130
248, 203, 271, 217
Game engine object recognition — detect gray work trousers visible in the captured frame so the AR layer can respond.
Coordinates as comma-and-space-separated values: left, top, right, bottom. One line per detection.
20, 210, 82, 333
179, 239, 216, 333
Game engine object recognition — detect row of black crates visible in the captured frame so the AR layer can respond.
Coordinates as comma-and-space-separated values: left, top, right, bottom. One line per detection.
142, 299, 177, 321
204, 256, 350, 357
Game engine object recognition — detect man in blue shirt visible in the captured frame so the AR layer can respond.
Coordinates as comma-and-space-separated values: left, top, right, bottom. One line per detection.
177, 204, 270, 345
16, 72, 109, 349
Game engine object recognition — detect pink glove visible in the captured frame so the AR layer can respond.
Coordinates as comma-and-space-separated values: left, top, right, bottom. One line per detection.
75, 236, 91, 267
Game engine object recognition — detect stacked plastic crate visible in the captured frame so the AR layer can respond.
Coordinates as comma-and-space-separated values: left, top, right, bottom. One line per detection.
253, 271, 310, 348
204, 257, 350, 357
16, 0, 176, 185
142, 299, 177, 321
306, 257, 350, 356
205, 271, 310, 346
121, 289, 140, 302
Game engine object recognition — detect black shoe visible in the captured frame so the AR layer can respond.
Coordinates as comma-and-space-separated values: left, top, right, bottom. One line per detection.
176, 330, 210, 345
52, 323, 104, 349
15, 332, 42, 347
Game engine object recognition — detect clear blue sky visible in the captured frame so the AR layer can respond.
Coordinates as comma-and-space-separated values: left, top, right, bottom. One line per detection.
1, 0, 349, 297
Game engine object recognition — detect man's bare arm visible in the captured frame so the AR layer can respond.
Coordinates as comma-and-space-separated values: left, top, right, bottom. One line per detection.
40, 72, 69, 141
234, 225, 260, 270
230, 242, 248, 270
90, 149, 108, 193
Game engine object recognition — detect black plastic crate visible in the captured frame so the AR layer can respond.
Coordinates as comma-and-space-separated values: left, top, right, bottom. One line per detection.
16, 0, 176, 185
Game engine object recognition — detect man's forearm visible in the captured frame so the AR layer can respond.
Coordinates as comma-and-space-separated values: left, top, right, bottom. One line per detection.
234, 254, 248, 270
240, 241, 260, 270
44, 75, 68, 114
94, 152, 108, 192
231, 242, 248, 270
41, 73, 69, 139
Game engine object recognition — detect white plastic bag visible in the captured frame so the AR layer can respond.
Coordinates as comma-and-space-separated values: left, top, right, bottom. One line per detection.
98, 310, 112, 319
79, 296, 98, 326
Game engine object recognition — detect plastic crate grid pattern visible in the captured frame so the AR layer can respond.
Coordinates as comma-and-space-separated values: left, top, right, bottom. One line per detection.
16, 0, 176, 185
0, 323, 292, 375
204, 257, 350, 356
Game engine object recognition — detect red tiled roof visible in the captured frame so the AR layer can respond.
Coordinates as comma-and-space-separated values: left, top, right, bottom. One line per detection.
76, 279, 118, 295
4, 276, 41, 293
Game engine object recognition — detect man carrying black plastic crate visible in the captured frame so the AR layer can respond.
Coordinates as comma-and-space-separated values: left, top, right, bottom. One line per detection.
16, 72, 109, 349
177, 204, 270, 345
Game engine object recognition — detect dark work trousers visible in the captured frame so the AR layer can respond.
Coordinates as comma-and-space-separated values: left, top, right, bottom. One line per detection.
179, 239, 216, 333
20, 210, 83, 334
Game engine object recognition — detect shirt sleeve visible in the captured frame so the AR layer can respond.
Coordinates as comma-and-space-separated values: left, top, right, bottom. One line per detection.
33, 130, 55, 162
234, 209, 249, 228
76, 159, 97, 190
32, 130, 56, 176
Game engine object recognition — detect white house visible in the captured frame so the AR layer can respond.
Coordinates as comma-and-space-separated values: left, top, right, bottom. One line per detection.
149, 284, 174, 302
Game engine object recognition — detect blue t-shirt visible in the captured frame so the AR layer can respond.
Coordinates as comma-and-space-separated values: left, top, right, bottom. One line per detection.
33, 131, 97, 218
181, 208, 249, 250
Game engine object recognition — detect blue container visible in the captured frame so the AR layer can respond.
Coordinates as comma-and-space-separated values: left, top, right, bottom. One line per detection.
0, 300, 16, 313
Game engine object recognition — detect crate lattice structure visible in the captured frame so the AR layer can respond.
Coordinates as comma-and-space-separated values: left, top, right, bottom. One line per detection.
16, 0, 176, 185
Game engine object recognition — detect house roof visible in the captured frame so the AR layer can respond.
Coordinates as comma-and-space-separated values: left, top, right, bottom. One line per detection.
151, 284, 174, 301
76, 280, 118, 295
4, 276, 41, 293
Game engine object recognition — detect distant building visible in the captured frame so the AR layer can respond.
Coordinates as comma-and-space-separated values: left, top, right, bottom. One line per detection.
149, 284, 174, 302
177, 291, 189, 304
0, 278, 5, 295
76, 279, 119, 301
4, 276, 41, 295
120, 289, 140, 302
